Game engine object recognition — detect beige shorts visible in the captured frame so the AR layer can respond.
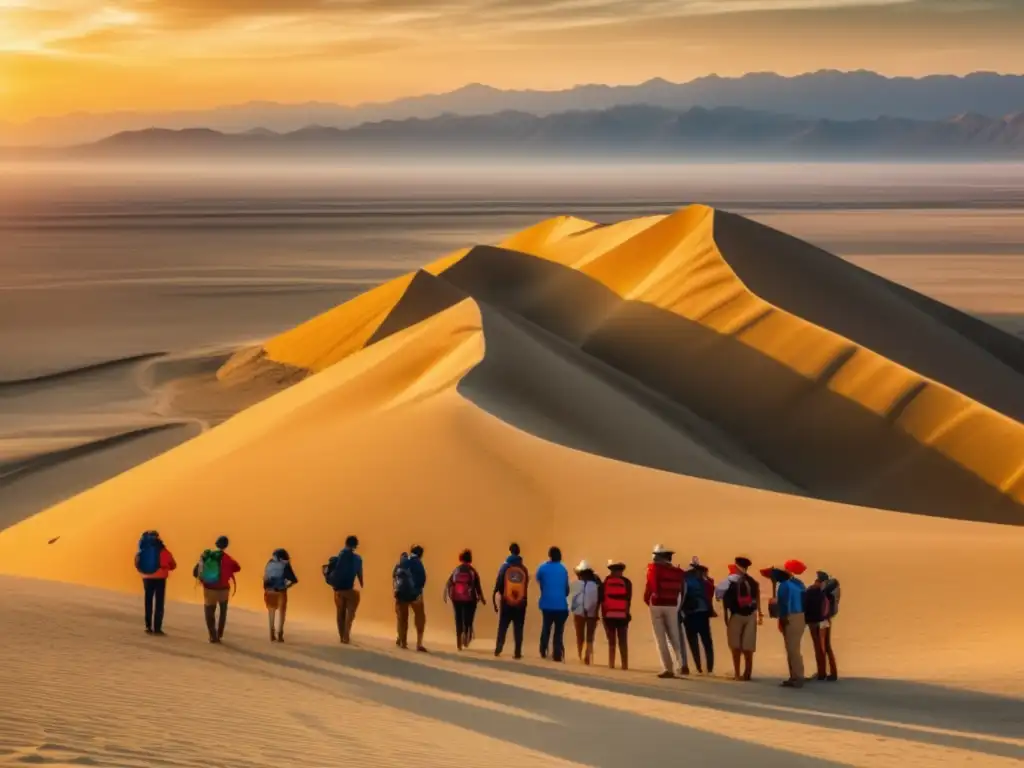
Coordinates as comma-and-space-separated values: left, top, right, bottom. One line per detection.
203, 588, 230, 607
727, 612, 758, 652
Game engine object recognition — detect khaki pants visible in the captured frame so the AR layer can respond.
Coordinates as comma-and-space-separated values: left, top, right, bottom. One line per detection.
783, 613, 807, 682
396, 596, 426, 648
649, 605, 685, 673
334, 589, 361, 643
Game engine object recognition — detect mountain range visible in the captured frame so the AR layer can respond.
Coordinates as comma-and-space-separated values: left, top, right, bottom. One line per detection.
5, 70, 1024, 148
34, 105, 1024, 160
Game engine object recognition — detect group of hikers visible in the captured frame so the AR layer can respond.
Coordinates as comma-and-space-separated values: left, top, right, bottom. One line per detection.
135, 533, 841, 687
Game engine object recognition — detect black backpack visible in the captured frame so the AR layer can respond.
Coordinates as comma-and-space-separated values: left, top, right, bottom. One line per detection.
322, 556, 339, 586
824, 578, 841, 618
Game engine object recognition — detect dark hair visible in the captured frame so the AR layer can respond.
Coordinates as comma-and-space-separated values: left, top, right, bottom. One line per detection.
273, 548, 290, 560
460, 549, 473, 564
410, 544, 424, 557
215, 535, 229, 550
548, 546, 562, 562
509, 542, 521, 556
345, 535, 359, 548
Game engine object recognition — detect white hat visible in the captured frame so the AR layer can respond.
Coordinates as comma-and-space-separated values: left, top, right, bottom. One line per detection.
652, 544, 674, 555
606, 558, 625, 569
574, 560, 591, 573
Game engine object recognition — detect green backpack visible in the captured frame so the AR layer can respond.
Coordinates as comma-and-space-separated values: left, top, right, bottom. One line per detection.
198, 549, 223, 586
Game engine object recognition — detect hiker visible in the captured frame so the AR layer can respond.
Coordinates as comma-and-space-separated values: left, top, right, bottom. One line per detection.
681, 556, 716, 675
194, 536, 241, 644
536, 546, 571, 662
135, 530, 176, 636
601, 559, 632, 670
444, 549, 485, 650
263, 548, 298, 642
325, 535, 363, 644
775, 559, 808, 688
493, 542, 529, 659
805, 570, 839, 681
394, 546, 428, 652
644, 544, 688, 678
722, 556, 761, 681
570, 560, 601, 665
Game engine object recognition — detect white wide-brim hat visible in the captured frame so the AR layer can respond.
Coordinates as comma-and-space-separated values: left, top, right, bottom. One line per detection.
574, 559, 592, 573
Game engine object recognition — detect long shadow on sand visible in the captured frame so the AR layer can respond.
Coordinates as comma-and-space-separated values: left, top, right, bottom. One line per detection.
364, 244, 1022, 524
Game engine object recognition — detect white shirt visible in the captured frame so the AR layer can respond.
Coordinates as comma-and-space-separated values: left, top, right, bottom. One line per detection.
570, 580, 600, 617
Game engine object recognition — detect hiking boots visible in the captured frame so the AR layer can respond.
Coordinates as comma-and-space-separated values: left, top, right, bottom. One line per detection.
657, 671, 675, 679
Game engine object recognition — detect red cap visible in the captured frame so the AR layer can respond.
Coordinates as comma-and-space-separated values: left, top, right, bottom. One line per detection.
759, 566, 774, 579
784, 559, 807, 575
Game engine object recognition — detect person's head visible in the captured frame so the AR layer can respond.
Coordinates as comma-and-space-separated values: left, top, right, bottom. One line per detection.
574, 560, 591, 578
459, 549, 473, 564
815, 570, 830, 587
215, 535, 229, 550
273, 548, 289, 561
410, 544, 424, 558
735, 556, 752, 574
548, 546, 562, 563
652, 544, 674, 563
345, 535, 359, 550
509, 542, 521, 557
690, 555, 708, 573
607, 559, 626, 574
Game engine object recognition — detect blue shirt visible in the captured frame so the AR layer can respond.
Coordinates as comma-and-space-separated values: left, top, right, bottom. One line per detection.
535, 561, 570, 612
407, 555, 427, 597
777, 577, 806, 618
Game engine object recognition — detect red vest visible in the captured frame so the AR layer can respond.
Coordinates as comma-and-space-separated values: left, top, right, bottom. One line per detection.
650, 562, 684, 606
602, 575, 629, 619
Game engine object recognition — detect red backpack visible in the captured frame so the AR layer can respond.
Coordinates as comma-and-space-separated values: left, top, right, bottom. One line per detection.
450, 566, 476, 603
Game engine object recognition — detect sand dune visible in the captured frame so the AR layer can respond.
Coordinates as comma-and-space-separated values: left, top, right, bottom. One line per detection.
0, 206, 1022, 717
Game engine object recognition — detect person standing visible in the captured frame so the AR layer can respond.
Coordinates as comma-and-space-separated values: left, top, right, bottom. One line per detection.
570, 561, 601, 665
326, 535, 363, 644
777, 559, 808, 688
723, 556, 761, 681
444, 549, 485, 650
394, 547, 428, 652
601, 560, 632, 670
681, 556, 715, 675
135, 530, 176, 636
263, 548, 298, 642
493, 543, 529, 659
805, 570, 838, 681
644, 544, 687, 679
194, 535, 241, 644
536, 546, 570, 662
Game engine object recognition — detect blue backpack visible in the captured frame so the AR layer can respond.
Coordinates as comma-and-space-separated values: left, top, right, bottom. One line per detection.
136, 534, 160, 575
393, 562, 416, 602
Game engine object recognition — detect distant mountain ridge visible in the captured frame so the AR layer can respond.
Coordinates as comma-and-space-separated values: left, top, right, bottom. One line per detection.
57, 105, 1024, 159
5, 70, 1024, 147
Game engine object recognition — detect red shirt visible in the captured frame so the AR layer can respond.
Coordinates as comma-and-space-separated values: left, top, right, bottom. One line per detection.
644, 562, 685, 607
209, 552, 241, 590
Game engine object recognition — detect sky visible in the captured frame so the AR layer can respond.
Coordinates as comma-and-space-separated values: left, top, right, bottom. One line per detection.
1, 0, 1023, 121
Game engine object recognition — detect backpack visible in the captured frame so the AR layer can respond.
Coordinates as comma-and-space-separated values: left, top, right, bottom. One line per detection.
198, 549, 223, 586
502, 564, 528, 607
450, 566, 475, 603
322, 556, 339, 585
824, 578, 841, 618
327, 549, 357, 590
136, 533, 160, 575
730, 576, 756, 615
393, 563, 416, 602
264, 559, 288, 591
682, 573, 709, 614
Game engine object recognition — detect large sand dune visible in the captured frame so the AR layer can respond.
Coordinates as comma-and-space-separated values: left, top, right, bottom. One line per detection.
1, 205, 1022, 704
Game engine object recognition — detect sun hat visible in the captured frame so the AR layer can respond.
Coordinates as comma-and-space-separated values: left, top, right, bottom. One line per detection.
784, 559, 807, 575
652, 544, 674, 555
574, 560, 592, 573
735, 556, 752, 569
607, 559, 626, 569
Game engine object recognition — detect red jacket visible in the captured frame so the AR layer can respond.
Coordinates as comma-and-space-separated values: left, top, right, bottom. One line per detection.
144, 549, 177, 580
644, 562, 685, 607
199, 552, 241, 590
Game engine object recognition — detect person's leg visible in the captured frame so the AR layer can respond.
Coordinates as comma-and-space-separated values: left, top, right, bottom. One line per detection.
810, 625, 826, 679
203, 590, 218, 642
153, 579, 166, 634
618, 624, 629, 671
650, 607, 674, 675
277, 591, 288, 640
217, 600, 228, 639
454, 603, 466, 649
585, 617, 598, 665
666, 610, 688, 673
495, 604, 511, 656
824, 624, 838, 680
552, 610, 568, 662
726, 615, 742, 679
682, 616, 701, 672
783, 614, 806, 686
539, 610, 553, 658
603, 619, 617, 668
464, 601, 477, 647
697, 613, 714, 675
345, 590, 361, 643
143, 579, 155, 631
395, 601, 409, 648
512, 606, 525, 658
412, 596, 427, 650
267, 601, 277, 641
573, 614, 586, 660
742, 614, 757, 680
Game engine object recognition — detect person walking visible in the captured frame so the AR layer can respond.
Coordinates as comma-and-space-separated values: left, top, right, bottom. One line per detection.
444, 549, 485, 650
194, 535, 241, 644
681, 556, 715, 675
570, 561, 601, 665
394, 546, 428, 652
325, 535, 363, 644
135, 530, 176, 636
644, 544, 687, 679
805, 570, 838, 681
777, 559, 808, 688
536, 546, 570, 662
493, 543, 529, 659
722, 556, 761, 681
601, 559, 632, 670
263, 548, 298, 642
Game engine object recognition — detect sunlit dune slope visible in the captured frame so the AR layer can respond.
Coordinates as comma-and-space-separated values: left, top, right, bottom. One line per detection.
223, 205, 1024, 523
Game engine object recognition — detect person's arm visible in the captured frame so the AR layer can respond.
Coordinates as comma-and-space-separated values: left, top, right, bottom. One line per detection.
443, 569, 453, 603
677, 571, 685, 611
356, 556, 364, 588
284, 563, 298, 587
776, 581, 790, 619
474, 568, 485, 603
165, 550, 177, 572
643, 565, 654, 605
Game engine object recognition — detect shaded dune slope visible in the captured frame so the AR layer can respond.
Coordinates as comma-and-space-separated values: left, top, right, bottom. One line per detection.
224, 206, 1024, 524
